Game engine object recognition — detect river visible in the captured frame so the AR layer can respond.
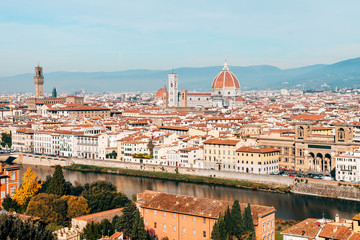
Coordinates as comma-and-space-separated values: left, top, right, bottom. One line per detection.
21, 164, 360, 221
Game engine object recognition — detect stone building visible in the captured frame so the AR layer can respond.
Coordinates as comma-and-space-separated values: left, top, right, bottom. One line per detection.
26, 65, 84, 109
256, 123, 360, 173
156, 60, 243, 109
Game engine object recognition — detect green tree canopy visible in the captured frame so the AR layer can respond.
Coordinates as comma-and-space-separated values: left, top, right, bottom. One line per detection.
82, 180, 130, 213
115, 202, 137, 238
81, 219, 115, 240
0, 213, 55, 240
26, 193, 68, 226
211, 200, 256, 240
46, 165, 67, 196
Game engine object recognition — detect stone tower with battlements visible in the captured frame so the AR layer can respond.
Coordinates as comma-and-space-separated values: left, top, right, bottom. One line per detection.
34, 64, 44, 98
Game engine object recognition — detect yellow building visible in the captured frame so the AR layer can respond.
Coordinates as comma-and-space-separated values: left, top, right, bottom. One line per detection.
203, 139, 243, 171
235, 146, 280, 174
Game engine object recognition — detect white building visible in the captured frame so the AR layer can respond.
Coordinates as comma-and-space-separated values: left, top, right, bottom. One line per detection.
336, 148, 360, 182
179, 147, 203, 168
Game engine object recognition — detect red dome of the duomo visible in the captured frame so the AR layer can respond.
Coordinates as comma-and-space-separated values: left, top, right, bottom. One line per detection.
155, 83, 168, 98
211, 61, 240, 89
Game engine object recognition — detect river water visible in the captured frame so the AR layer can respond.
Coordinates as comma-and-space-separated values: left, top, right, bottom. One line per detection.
21, 164, 360, 221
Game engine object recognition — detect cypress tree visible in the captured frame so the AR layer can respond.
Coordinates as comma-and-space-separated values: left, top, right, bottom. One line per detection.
223, 206, 232, 233
243, 203, 255, 239
211, 214, 221, 240
116, 203, 137, 237
211, 214, 228, 240
46, 165, 67, 196
231, 200, 244, 238
131, 210, 147, 240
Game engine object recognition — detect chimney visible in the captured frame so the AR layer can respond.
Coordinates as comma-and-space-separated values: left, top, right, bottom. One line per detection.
335, 214, 339, 223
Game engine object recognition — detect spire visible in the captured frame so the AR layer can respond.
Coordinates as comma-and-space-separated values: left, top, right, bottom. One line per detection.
223, 59, 229, 71
37, 61, 40, 67
163, 81, 167, 91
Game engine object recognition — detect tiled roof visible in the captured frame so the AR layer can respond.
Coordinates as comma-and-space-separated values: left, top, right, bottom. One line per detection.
281, 218, 322, 238
203, 138, 240, 146
137, 191, 274, 225
236, 146, 280, 153
73, 208, 123, 223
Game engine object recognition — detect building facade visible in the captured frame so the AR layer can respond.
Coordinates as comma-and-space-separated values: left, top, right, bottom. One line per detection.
137, 190, 276, 240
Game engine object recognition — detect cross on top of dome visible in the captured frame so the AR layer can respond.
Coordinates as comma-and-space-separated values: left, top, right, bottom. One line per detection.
222, 59, 229, 71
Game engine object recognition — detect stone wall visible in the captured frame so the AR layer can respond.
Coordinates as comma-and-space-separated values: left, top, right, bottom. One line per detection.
292, 180, 360, 200
71, 158, 294, 186
15, 153, 71, 167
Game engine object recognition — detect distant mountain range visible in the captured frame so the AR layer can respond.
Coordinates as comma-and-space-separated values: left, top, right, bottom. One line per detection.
2, 57, 360, 93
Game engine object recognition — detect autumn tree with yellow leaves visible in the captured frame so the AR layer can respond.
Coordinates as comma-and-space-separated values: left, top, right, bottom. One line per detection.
13, 168, 42, 206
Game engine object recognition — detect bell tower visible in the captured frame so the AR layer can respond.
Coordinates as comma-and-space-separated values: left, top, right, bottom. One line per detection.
34, 64, 44, 98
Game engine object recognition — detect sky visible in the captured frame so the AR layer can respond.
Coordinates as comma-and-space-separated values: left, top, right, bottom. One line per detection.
0, 0, 360, 77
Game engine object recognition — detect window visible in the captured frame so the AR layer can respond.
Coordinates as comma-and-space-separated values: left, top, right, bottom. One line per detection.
145, 209, 147, 214
183, 214, 185, 220
154, 222, 157, 228
193, 216, 195, 222
173, 213, 176, 219
1, 191, 5, 199
203, 231, 206, 238
173, 225, 176, 232
10, 172, 15, 181
10, 186, 16, 197
163, 212, 166, 217
154, 210, 157, 216
182, 227, 186, 234
193, 229, 196, 236
203, 218, 206, 223
163, 224, 166, 230
145, 220, 148, 226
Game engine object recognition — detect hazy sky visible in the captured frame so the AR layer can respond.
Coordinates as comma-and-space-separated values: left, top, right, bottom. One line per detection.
1, 0, 359, 77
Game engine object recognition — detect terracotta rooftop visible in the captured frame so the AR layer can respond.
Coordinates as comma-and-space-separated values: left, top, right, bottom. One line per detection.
281, 218, 322, 238
137, 191, 275, 225
203, 138, 240, 146
236, 146, 280, 153
73, 208, 123, 224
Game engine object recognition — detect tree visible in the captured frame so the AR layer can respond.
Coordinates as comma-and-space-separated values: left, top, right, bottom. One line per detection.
2, 195, 19, 212
82, 180, 130, 213
146, 228, 158, 240
1, 132, 11, 148
211, 214, 228, 240
0, 213, 55, 240
115, 203, 137, 238
61, 195, 90, 219
13, 167, 43, 206
39, 175, 52, 193
231, 200, 244, 238
81, 219, 115, 240
81, 221, 101, 240
106, 150, 117, 159
243, 203, 255, 239
147, 140, 154, 156
46, 165, 67, 196
26, 193, 68, 226
131, 210, 147, 240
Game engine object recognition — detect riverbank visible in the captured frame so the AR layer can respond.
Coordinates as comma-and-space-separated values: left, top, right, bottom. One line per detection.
64, 164, 292, 193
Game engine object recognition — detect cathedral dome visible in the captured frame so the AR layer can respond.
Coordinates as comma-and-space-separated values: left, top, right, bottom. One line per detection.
211, 61, 240, 89
155, 83, 168, 98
